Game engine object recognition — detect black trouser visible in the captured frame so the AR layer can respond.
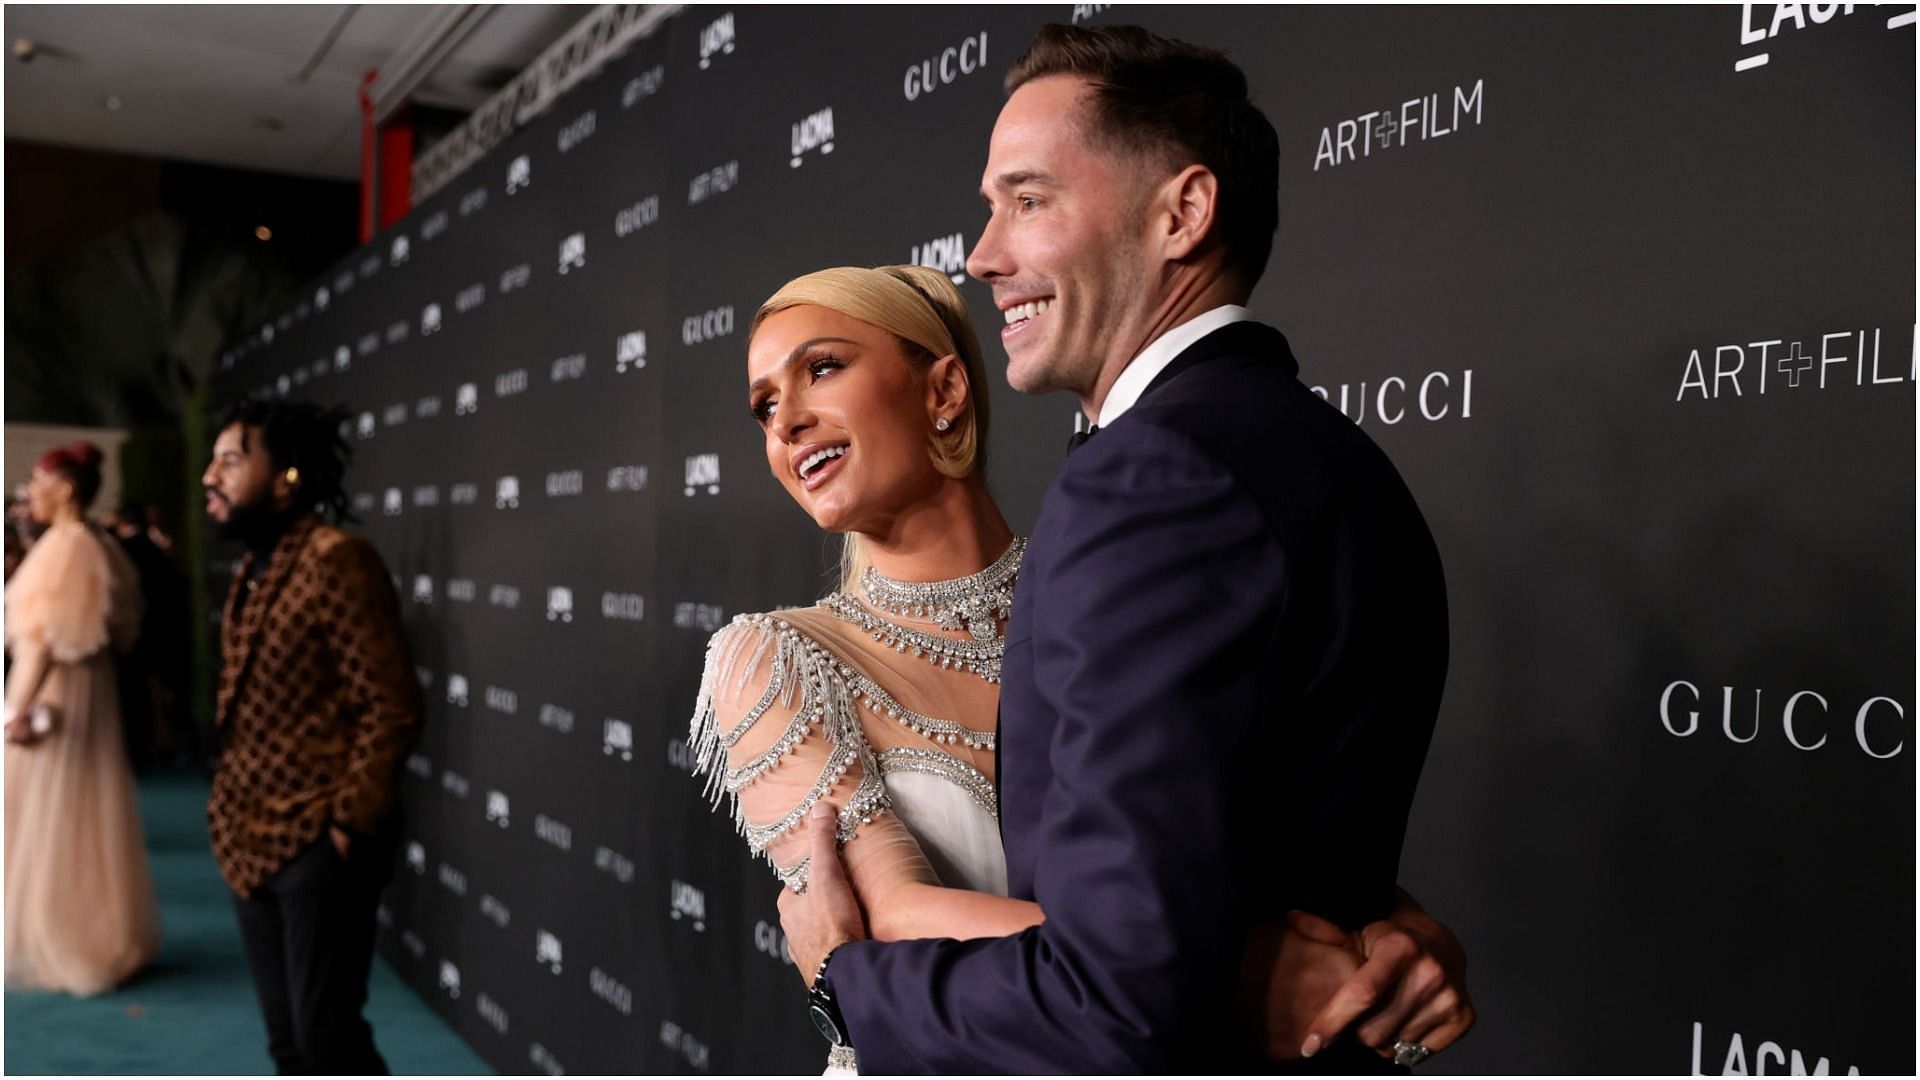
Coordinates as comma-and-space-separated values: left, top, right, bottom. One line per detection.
232, 830, 397, 1075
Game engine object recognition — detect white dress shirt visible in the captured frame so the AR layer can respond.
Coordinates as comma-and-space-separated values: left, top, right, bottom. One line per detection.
1093, 304, 1249, 427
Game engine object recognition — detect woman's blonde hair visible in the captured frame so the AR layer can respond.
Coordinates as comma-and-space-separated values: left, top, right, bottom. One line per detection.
752, 265, 991, 592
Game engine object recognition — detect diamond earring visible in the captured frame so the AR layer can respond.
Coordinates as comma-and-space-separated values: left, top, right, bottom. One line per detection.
935, 417, 951, 432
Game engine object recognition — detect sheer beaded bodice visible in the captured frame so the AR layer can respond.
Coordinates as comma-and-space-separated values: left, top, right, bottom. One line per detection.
689, 542, 1023, 896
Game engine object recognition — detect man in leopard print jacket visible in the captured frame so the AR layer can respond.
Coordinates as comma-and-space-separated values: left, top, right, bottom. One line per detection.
202, 398, 422, 1075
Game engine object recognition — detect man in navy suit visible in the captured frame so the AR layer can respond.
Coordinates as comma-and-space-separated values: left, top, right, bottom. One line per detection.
780, 24, 1464, 1072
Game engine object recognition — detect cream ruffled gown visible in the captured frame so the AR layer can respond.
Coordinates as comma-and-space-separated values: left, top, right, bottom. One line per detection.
4, 521, 161, 995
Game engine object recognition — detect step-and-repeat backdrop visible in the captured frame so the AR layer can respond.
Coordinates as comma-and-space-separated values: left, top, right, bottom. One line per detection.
215, 6, 1915, 1074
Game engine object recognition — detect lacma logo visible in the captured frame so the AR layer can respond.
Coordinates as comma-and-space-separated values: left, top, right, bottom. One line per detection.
390, 235, 410, 266
558, 232, 586, 274
412, 485, 440, 508
507, 154, 531, 194
1676, 327, 1910, 401
383, 488, 403, 516
496, 368, 529, 397
406, 841, 427, 875
1735, 3, 1911, 72
421, 209, 448, 240
698, 12, 735, 69
496, 476, 520, 509
546, 586, 575, 623
500, 263, 532, 292
420, 303, 442, 335
439, 960, 460, 999
357, 412, 376, 440
456, 283, 485, 313
616, 331, 648, 373
608, 465, 649, 492
790, 107, 835, 167
455, 383, 479, 416
486, 790, 510, 827
1691, 1020, 1863, 1075
411, 575, 434, 604
1315, 79, 1484, 171
315, 286, 330, 311
903, 31, 988, 101
334, 345, 351, 372
460, 186, 488, 216
357, 331, 379, 356
685, 454, 721, 496
536, 930, 563, 974
604, 718, 634, 760
447, 674, 470, 707
446, 578, 476, 602
550, 354, 586, 383
911, 231, 969, 285
670, 879, 708, 931
438, 862, 466, 895
490, 585, 521, 609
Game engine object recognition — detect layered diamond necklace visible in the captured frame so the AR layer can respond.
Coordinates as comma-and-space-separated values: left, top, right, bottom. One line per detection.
823, 537, 1025, 683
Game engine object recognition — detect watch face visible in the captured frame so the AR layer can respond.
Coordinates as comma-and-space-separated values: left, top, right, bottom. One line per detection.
808, 1003, 844, 1045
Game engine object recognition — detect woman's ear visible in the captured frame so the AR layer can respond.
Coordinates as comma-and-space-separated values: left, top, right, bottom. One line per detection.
926, 353, 970, 422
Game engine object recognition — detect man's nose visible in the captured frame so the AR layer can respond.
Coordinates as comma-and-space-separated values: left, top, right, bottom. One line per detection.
967, 213, 1008, 283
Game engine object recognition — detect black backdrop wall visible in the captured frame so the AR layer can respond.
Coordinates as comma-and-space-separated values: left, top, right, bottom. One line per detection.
215, 6, 1917, 1074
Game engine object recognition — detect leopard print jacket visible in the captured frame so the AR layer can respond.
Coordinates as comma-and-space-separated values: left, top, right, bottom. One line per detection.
208, 515, 423, 896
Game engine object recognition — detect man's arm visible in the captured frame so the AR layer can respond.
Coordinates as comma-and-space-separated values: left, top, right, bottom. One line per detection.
319, 536, 423, 835
818, 422, 1288, 1073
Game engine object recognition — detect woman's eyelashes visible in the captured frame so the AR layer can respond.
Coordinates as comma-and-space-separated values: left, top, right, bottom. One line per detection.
750, 354, 847, 423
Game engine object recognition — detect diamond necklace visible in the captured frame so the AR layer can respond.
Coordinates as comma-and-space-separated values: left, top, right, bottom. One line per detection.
858, 537, 1025, 644
823, 537, 1026, 683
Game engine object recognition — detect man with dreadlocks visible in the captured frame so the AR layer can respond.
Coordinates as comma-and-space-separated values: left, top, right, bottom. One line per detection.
201, 397, 422, 1074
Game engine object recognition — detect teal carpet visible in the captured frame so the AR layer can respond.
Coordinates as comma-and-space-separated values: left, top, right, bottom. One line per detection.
4, 771, 490, 1075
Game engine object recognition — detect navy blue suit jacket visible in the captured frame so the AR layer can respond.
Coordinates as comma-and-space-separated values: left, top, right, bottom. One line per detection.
831, 322, 1448, 1073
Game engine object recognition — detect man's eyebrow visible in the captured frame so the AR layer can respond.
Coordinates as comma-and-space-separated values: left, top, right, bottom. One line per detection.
748, 337, 859, 392
981, 169, 1056, 199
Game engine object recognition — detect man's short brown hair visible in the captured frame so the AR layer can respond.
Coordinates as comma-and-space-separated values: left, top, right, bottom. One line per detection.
1006, 24, 1281, 290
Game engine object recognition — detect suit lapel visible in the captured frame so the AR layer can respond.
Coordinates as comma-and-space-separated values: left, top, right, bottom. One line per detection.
215, 515, 319, 730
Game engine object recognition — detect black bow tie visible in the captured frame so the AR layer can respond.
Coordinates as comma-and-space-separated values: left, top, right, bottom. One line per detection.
1066, 424, 1100, 453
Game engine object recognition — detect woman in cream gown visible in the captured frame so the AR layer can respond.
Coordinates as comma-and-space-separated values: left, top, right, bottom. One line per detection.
692, 266, 1471, 1070
4, 443, 161, 995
